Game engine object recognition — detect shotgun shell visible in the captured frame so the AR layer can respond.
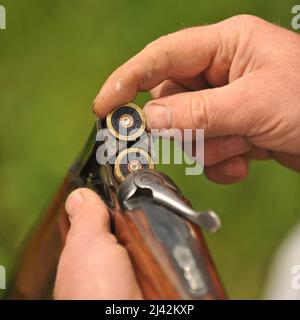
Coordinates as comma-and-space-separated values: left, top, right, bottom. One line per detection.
114, 147, 154, 183
106, 103, 146, 141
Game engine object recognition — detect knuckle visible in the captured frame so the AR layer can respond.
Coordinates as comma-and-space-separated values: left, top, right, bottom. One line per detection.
144, 35, 168, 54
223, 14, 268, 39
137, 35, 172, 84
227, 14, 265, 27
99, 233, 118, 245
143, 34, 173, 78
114, 243, 130, 259
188, 93, 210, 130
149, 34, 170, 48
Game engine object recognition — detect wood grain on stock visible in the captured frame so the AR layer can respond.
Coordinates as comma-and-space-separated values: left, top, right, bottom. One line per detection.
115, 208, 181, 299
114, 206, 226, 300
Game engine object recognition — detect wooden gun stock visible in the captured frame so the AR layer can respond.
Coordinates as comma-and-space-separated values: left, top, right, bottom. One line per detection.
115, 204, 226, 299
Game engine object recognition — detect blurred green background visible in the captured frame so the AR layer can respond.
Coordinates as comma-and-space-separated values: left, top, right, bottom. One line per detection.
0, 0, 299, 299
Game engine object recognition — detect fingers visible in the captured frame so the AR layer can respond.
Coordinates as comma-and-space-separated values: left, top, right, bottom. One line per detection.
190, 136, 250, 184
246, 145, 272, 160
271, 152, 300, 172
205, 149, 300, 184
205, 156, 249, 184
204, 136, 251, 166
178, 135, 250, 166
93, 24, 229, 117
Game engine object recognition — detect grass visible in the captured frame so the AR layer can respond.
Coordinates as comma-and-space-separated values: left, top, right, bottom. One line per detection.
0, 0, 299, 299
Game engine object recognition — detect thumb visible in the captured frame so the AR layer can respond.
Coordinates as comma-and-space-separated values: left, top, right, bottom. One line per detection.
65, 188, 111, 239
55, 188, 142, 299
144, 78, 256, 138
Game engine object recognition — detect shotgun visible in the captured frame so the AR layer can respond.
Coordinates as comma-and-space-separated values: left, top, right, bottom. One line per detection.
9, 103, 226, 300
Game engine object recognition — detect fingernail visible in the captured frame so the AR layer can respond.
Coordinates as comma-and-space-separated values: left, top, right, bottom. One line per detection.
144, 103, 172, 129
223, 161, 244, 178
66, 189, 84, 213
220, 136, 249, 155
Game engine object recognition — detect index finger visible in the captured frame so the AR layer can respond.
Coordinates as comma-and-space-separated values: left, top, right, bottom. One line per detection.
93, 24, 221, 118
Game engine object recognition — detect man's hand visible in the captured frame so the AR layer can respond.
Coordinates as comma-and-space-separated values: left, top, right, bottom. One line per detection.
54, 188, 142, 299
93, 15, 300, 184
55, 15, 300, 300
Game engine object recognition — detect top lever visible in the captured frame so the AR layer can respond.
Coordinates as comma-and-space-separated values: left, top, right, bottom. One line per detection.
118, 170, 221, 233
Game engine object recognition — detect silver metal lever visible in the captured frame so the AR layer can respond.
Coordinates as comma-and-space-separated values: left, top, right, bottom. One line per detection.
118, 170, 221, 232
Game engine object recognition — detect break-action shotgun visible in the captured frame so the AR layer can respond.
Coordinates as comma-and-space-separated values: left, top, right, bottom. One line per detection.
9, 103, 226, 300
